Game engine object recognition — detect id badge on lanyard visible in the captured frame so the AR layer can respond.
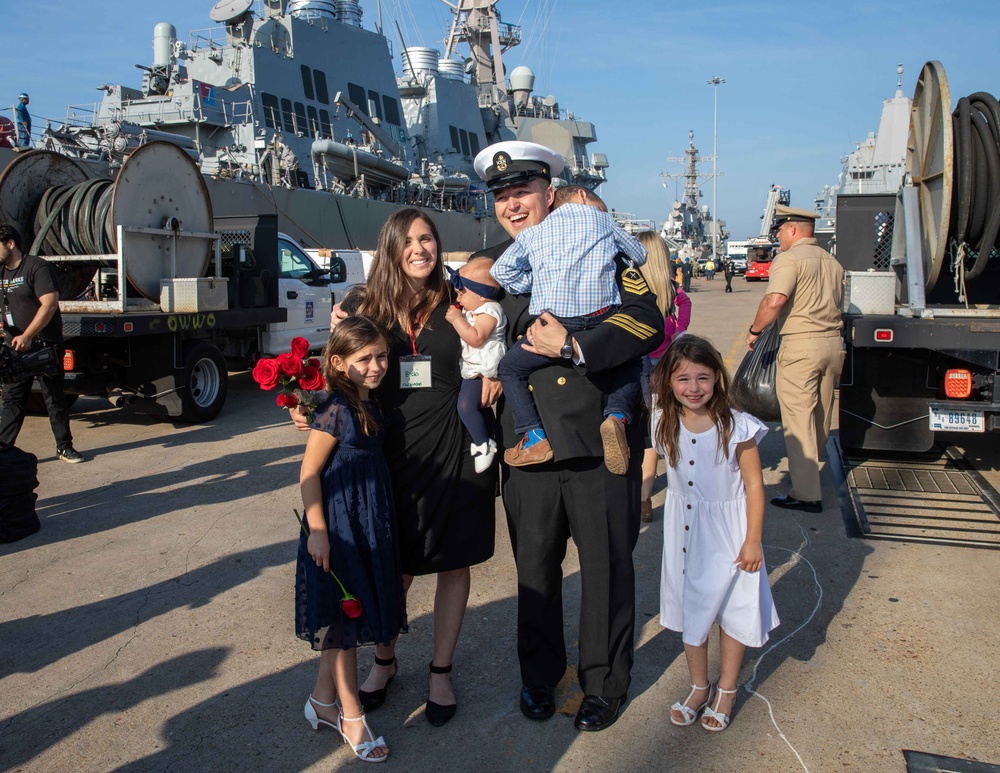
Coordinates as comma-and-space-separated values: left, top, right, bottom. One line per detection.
400, 319, 432, 389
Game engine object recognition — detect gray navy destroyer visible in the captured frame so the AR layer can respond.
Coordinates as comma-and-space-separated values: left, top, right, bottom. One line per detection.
1, 0, 610, 252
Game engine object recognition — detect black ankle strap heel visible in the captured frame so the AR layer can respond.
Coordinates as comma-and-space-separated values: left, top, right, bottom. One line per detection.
425, 662, 457, 726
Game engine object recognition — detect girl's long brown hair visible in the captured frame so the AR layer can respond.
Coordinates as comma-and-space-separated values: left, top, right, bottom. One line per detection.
650, 335, 734, 467
322, 316, 389, 436
359, 208, 450, 331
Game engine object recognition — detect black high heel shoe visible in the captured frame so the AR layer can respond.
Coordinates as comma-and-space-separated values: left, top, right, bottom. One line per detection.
359, 655, 397, 713
425, 662, 457, 727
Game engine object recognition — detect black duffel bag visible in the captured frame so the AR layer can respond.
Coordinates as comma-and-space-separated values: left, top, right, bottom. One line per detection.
731, 323, 782, 422
0, 445, 41, 543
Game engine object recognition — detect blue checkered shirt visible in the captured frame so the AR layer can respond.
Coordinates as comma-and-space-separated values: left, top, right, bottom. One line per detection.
490, 204, 647, 317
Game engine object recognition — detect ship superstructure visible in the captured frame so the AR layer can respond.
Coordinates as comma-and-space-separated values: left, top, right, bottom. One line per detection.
814, 65, 911, 242
24, 0, 611, 250
658, 131, 727, 261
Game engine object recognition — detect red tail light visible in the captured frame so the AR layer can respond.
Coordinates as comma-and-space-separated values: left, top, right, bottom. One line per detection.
944, 369, 972, 399
63, 349, 75, 371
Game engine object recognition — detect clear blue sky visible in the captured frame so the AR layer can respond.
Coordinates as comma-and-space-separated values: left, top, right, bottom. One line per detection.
3, 0, 998, 241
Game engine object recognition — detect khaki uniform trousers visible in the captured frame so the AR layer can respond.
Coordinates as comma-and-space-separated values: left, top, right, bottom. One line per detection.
775, 333, 844, 502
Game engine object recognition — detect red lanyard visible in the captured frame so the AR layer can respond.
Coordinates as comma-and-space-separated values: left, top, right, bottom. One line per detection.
407, 312, 423, 356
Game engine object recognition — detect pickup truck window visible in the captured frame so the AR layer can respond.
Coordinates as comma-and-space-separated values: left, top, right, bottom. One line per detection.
279, 239, 315, 280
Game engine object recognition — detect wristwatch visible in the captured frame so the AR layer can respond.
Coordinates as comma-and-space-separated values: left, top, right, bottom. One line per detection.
560, 335, 575, 359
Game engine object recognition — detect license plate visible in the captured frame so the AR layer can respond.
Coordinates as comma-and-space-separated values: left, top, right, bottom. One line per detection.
929, 408, 984, 432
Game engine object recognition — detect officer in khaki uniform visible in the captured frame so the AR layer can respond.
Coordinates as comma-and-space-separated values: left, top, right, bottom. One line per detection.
745, 205, 844, 512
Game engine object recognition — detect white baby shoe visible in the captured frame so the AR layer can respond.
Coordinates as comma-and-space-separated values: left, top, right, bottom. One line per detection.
471, 440, 497, 473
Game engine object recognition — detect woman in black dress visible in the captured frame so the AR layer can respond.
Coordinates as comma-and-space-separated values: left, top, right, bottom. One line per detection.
309, 208, 498, 726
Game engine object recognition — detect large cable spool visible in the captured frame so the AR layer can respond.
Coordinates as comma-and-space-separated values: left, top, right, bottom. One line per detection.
905, 60, 953, 292
0, 142, 213, 302
905, 61, 1000, 297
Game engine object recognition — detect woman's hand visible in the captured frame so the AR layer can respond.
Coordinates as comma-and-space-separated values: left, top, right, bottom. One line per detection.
481, 377, 503, 407
734, 541, 763, 573
308, 530, 331, 572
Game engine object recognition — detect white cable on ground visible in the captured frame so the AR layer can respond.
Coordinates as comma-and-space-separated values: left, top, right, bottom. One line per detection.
747, 517, 823, 773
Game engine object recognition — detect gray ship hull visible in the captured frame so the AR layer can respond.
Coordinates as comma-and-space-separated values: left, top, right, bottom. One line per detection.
205, 177, 507, 252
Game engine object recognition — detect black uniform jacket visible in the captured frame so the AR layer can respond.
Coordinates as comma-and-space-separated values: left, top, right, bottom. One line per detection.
474, 239, 664, 461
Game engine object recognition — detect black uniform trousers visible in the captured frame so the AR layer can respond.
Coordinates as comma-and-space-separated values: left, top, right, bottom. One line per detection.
501, 438, 642, 699
0, 345, 73, 451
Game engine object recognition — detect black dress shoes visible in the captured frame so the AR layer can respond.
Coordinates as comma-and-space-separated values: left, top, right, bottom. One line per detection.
519, 685, 556, 720
770, 495, 822, 513
574, 694, 626, 732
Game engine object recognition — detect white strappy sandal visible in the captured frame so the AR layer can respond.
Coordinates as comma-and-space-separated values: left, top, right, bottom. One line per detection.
339, 710, 389, 763
670, 683, 712, 727
303, 694, 339, 731
701, 686, 738, 732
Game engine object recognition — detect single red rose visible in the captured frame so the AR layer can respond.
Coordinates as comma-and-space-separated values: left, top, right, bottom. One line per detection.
277, 351, 304, 377
252, 358, 281, 390
290, 337, 310, 359
298, 365, 325, 391
307, 358, 321, 370
341, 596, 363, 619
276, 391, 299, 408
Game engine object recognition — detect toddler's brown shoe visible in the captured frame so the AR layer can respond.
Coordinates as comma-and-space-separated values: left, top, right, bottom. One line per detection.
504, 437, 554, 467
600, 416, 629, 475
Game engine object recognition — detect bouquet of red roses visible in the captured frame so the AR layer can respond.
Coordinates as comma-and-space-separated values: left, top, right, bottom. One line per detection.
251, 336, 326, 421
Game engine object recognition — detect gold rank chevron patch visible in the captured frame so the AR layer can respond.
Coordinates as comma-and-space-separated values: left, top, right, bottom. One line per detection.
606, 313, 657, 340
621, 268, 649, 296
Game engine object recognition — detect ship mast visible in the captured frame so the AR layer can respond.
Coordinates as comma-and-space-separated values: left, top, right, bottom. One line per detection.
661, 131, 713, 209
441, 0, 523, 132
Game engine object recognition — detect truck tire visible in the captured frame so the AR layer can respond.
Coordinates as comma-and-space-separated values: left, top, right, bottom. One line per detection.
178, 342, 228, 423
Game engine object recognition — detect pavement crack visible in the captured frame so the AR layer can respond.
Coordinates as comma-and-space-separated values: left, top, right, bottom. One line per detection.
0, 568, 30, 597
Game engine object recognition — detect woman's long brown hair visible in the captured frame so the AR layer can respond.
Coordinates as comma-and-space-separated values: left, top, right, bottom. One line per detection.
322, 316, 389, 436
650, 335, 734, 467
359, 208, 450, 332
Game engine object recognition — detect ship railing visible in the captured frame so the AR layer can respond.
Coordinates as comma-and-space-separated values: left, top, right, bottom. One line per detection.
188, 25, 231, 53
59, 103, 103, 129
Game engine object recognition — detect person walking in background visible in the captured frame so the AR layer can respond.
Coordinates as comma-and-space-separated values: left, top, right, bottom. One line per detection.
745, 205, 845, 513
14, 94, 30, 150
0, 224, 84, 463
681, 258, 693, 293
650, 335, 779, 732
705, 258, 715, 281
723, 259, 735, 293
635, 230, 691, 523
297, 317, 403, 763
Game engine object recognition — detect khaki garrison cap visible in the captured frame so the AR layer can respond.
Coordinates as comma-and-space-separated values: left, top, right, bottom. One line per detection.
473, 140, 565, 192
771, 204, 819, 233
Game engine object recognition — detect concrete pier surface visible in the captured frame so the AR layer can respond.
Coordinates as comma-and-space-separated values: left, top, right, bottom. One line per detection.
3, 275, 999, 772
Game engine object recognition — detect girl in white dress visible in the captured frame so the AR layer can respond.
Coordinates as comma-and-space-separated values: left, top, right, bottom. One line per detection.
445, 260, 507, 473
650, 335, 779, 732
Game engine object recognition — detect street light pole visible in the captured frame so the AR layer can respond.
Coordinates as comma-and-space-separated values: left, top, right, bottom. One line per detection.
707, 75, 725, 265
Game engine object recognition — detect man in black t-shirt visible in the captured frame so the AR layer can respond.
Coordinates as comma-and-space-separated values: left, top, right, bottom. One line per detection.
0, 224, 84, 462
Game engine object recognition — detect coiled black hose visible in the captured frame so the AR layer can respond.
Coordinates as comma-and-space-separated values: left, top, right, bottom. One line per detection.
29, 178, 115, 257
951, 92, 1000, 281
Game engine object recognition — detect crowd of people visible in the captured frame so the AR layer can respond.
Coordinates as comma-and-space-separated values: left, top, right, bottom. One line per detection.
287, 141, 846, 762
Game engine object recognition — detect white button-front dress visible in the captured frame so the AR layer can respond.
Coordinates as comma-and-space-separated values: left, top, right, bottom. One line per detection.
654, 408, 780, 647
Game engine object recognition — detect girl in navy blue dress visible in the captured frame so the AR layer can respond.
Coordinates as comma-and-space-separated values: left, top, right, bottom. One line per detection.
296, 316, 406, 763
